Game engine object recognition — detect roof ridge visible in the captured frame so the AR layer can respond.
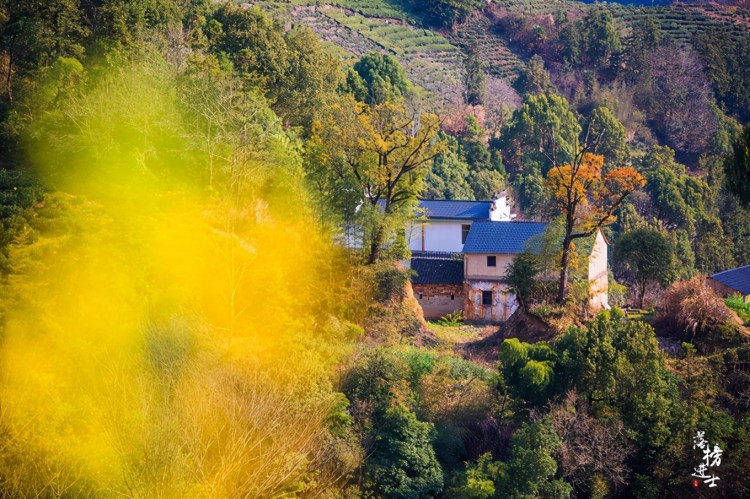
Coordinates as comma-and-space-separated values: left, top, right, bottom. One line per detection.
418, 198, 492, 203
711, 264, 750, 277
472, 220, 547, 225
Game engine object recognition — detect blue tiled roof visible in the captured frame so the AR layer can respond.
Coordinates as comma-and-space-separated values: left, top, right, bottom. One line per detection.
418, 199, 492, 220
710, 265, 750, 295
463, 221, 547, 254
411, 257, 465, 285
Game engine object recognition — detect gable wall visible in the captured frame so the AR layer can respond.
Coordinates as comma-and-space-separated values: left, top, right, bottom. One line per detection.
588, 230, 609, 310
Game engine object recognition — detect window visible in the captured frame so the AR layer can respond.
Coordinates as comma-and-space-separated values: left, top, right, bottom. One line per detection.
461, 224, 471, 244
482, 290, 493, 305
450, 294, 455, 300
487, 255, 496, 267
419, 293, 423, 300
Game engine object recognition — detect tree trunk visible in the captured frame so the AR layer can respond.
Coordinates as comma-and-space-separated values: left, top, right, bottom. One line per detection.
639, 281, 646, 310
557, 212, 576, 303
6, 53, 13, 103
556, 233, 572, 303
368, 225, 384, 264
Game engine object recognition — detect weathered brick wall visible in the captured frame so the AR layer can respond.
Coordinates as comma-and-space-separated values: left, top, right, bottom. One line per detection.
413, 283, 464, 319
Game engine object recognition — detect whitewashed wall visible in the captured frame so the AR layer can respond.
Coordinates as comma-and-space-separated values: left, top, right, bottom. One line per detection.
408, 221, 470, 253
588, 229, 609, 310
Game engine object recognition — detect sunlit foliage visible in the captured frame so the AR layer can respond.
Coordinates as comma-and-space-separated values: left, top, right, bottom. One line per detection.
0, 54, 364, 497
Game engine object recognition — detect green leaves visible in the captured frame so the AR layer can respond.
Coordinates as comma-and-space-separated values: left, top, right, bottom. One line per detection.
500, 339, 556, 404
410, 0, 484, 28
724, 124, 750, 207
499, 418, 571, 499
348, 52, 412, 106
368, 404, 444, 498
612, 228, 676, 308
502, 93, 581, 172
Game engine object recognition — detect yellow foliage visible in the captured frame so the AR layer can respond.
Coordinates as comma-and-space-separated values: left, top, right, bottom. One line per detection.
0, 59, 361, 496
546, 153, 645, 233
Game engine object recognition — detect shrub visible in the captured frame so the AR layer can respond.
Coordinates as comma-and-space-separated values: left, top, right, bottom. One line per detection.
366, 404, 444, 498
659, 276, 733, 340
437, 310, 464, 327
725, 294, 750, 325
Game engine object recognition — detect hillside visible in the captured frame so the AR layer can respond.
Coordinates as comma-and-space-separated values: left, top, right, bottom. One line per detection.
2, 0, 750, 497
253, 0, 750, 108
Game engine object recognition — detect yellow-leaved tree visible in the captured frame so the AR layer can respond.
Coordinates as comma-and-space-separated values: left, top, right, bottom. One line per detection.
311, 95, 444, 263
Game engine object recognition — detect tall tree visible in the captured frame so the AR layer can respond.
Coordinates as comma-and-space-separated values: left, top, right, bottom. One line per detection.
640, 146, 711, 231
0, 0, 86, 102
621, 14, 661, 84
694, 27, 750, 121
612, 229, 675, 308
209, 4, 290, 90
514, 55, 554, 96
348, 52, 411, 106
500, 93, 581, 174
312, 95, 443, 263
463, 46, 486, 106
581, 7, 621, 68
367, 404, 444, 498
547, 153, 644, 303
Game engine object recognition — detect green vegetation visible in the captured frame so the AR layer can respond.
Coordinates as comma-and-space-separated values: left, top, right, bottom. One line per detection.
726, 295, 750, 326
1, 0, 750, 497
613, 228, 676, 309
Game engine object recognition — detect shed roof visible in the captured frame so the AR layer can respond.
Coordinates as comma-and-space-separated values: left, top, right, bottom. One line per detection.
462, 221, 547, 254
410, 257, 465, 285
710, 265, 750, 295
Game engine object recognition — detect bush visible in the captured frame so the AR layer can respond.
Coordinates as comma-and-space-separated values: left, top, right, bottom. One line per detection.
658, 276, 733, 340
725, 294, 750, 325
366, 404, 444, 498
437, 310, 464, 327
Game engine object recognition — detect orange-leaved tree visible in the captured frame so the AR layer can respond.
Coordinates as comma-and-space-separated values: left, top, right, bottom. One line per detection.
547, 152, 645, 303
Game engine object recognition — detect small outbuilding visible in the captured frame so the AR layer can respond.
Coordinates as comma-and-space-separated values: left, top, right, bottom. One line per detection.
708, 265, 750, 302
410, 253, 465, 320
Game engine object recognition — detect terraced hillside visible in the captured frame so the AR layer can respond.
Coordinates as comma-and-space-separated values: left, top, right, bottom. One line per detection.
288, 6, 465, 101
250, 0, 749, 105
608, 2, 750, 45
495, 0, 581, 15
450, 13, 525, 79
254, 0, 415, 20
489, 0, 750, 46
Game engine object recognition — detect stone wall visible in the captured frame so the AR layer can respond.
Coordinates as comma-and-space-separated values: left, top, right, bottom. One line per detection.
463, 280, 518, 323
413, 283, 464, 319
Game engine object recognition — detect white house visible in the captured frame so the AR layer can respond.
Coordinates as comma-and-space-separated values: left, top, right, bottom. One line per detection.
408, 191, 515, 254
407, 194, 610, 322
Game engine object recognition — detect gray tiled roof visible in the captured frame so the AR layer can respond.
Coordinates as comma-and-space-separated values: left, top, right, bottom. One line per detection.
418, 199, 492, 220
710, 265, 750, 295
463, 221, 547, 254
411, 257, 465, 285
